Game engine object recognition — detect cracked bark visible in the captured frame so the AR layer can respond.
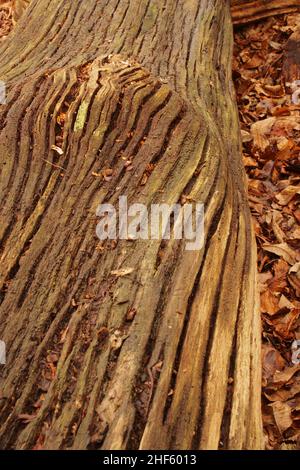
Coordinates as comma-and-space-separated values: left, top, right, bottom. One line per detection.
0, 0, 263, 450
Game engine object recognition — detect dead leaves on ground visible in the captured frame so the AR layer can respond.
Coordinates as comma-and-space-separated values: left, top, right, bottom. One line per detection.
234, 13, 300, 449
0, 1, 30, 40
262, 347, 300, 448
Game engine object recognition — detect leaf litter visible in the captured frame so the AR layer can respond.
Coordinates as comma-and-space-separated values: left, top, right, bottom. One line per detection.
234, 13, 300, 449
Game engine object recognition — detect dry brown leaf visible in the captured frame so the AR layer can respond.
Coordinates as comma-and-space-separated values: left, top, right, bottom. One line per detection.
263, 243, 300, 265
276, 185, 300, 206
244, 54, 264, 69
126, 307, 137, 321
288, 273, 300, 297
109, 330, 129, 350
261, 290, 280, 315
241, 129, 252, 143
243, 155, 257, 167
271, 212, 285, 243
272, 116, 300, 136
273, 364, 300, 385
258, 271, 273, 292
103, 168, 113, 177
270, 401, 293, 434
251, 116, 300, 152
274, 259, 290, 278
251, 117, 276, 151
51, 144, 64, 155
17, 413, 36, 424
265, 376, 300, 403
290, 262, 300, 274
262, 343, 286, 384
276, 137, 290, 151
278, 294, 296, 310
111, 267, 134, 277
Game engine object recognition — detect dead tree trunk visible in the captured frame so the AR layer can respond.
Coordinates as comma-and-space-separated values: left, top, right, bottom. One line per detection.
232, 0, 300, 25
0, 0, 263, 450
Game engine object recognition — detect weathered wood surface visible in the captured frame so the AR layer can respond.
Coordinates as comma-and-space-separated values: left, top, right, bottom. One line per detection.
0, 0, 263, 450
232, 0, 300, 25
4, 1, 300, 29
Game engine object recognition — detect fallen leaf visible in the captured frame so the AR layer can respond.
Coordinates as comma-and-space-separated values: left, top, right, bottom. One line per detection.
17, 413, 36, 424
111, 267, 134, 277
241, 130, 253, 143
265, 376, 300, 402
290, 262, 300, 274
263, 243, 300, 265
140, 173, 148, 186
270, 401, 293, 434
288, 273, 300, 297
51, 144, 64, 155
275, 185, 300, 206
126, 307, 137, 321
262, 343, 286, 384
273, 364, 300, 385
251, 117, 276, 151
278, 294, 295, 310
261, 290, 280, 315
109, 330, 129, 350
103, 168, 113, 177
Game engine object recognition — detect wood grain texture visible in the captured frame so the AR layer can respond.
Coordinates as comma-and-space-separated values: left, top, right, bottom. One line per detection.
0, 0, 263, 450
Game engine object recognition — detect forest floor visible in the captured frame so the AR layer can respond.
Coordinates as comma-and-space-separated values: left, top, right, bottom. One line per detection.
0, 0, 300, 450
233, 14, 300, 449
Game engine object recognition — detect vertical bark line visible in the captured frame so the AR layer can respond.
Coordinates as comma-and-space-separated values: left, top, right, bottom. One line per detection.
0, 0, 263, 449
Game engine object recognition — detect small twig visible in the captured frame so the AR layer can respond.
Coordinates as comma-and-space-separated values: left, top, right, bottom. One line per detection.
145, 360, 163, 416
145, 364, 155, 417
42, 158, 66, 171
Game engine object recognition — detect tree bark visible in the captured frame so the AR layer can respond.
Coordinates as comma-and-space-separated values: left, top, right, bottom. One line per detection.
0, 0, 263, 450
231, 0, 300, 25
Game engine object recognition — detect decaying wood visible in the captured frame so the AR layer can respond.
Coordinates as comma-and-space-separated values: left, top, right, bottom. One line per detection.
0, 0, 263, 450
8, 1, 300, 29
231, 0, 300, 25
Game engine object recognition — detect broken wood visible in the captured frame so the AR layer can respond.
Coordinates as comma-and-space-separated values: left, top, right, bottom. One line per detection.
0, 0, 263, 450
232, 0, 300, 25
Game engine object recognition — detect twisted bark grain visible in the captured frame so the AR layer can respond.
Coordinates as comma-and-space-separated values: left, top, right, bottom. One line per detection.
0, 0, 263, 450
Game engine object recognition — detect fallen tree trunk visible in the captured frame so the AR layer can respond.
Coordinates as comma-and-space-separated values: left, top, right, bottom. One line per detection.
0, 0, 263, 450
3, 0, 300, 30
232, 0, 300, 25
